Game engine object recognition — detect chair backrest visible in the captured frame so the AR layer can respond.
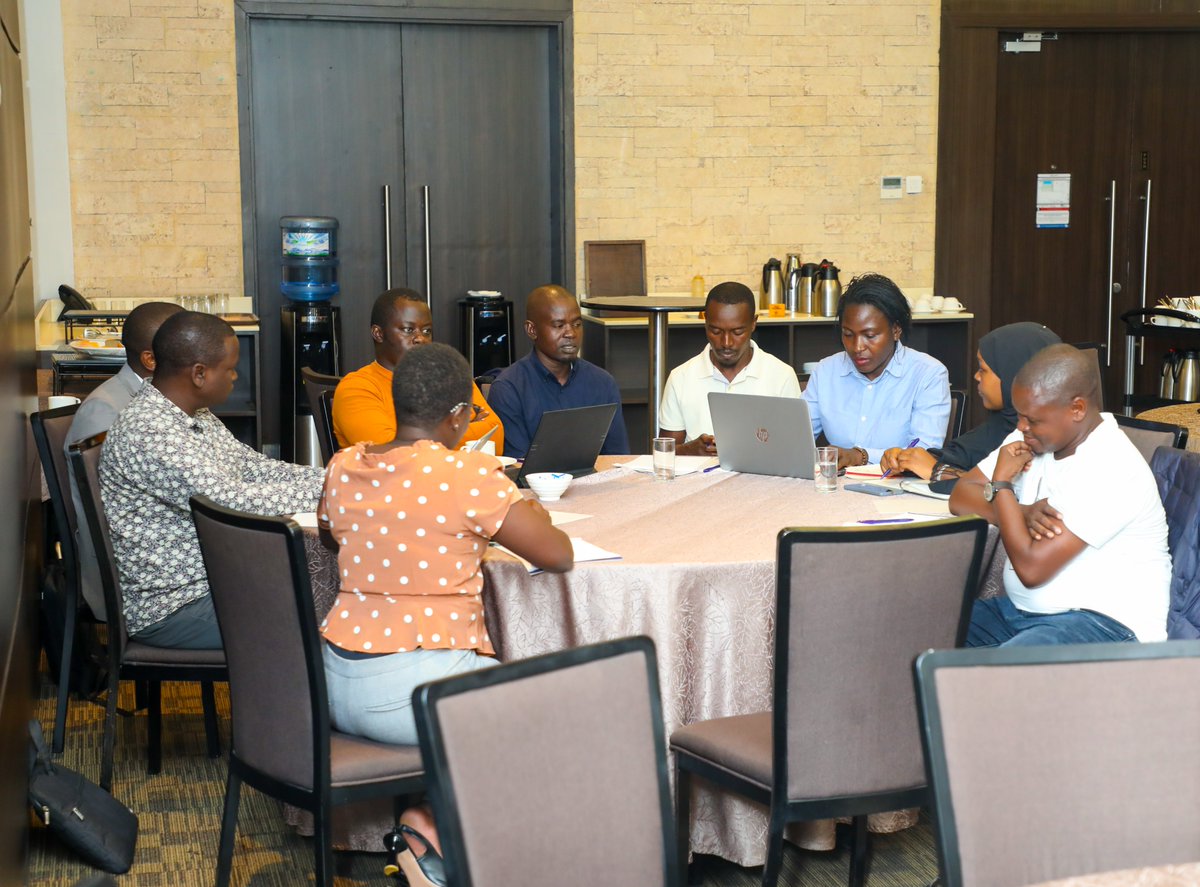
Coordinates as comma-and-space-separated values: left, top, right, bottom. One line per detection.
190, 495, 326, 792
946, 388, 967, 442
414, 637, 679, 887
583, 240, 647, 297
300, 367, 341, 464
775, 517, 987, 805
1150, 445, 1200, 639
915, 642, 1200, 887
67, 434, 130, 657
31, 405, 82, 573
1072, 342, 1105, 409
1115, 413, 1188, 464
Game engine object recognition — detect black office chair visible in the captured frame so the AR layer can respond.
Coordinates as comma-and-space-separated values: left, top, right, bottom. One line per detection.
946, 388, 967, 442
300, 367, 341, 465
68, 433, 225, 791
31, 404, 86, 754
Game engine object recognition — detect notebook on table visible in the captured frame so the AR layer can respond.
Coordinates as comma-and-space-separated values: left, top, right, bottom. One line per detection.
707, 392, 817, 479
506, 403, 619, 488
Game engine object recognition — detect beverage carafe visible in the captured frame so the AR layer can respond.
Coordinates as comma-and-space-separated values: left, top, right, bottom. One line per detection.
815, 260, 842, 317
1160, 349, 1179, 400
783, 254, 802, 313
761, 258, 784, 310
1175, 350, 1200, 402
798, 262, 820, 314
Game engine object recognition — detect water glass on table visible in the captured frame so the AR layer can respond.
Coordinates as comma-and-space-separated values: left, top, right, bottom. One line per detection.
652, 437, 676, 481
814, 446, 838, 493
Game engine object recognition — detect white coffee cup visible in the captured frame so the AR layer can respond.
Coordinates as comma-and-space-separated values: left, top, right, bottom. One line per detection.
48, 395, 81, 410
941, 297, 964, 311
930, 296, 945, 310
913, 299, 932, 313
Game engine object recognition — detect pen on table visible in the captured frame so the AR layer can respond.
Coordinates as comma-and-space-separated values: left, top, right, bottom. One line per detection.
857, 518, 914, 525
879, 437, 921, 479
702, 462, 721, 473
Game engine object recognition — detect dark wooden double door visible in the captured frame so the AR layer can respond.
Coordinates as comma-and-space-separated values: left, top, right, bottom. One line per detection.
989, 31, 1200, 404
241, 15, 566, 448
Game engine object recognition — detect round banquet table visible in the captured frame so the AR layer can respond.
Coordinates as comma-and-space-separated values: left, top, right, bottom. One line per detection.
1027, 862, 1200, 887
1135, 403, 1200, 453
299, 458, 1003, 866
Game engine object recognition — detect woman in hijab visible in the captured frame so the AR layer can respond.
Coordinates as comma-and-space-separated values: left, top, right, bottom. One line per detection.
879, 321, 1061, 483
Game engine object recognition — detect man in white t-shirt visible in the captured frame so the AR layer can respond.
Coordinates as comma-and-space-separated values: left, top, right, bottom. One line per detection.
658, 281, 801, 456
949, 343, 1170, 646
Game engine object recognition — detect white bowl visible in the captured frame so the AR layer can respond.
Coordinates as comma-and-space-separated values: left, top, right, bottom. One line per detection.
524, 472, 572, 501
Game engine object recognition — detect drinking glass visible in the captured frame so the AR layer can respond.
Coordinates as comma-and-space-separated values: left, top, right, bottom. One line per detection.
814, 446, 838, 493
652, 437, 676, 481
214, 293, 230, 316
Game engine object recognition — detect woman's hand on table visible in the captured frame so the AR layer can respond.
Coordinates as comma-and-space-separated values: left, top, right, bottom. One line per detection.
1023, 498, 1064, 541
880, 447, 937, 479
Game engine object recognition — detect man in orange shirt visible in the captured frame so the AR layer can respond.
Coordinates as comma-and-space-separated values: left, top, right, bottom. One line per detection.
332, 289, 503, 453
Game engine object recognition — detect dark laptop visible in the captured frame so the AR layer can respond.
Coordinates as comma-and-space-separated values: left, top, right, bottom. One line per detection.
506, 403, 620, 487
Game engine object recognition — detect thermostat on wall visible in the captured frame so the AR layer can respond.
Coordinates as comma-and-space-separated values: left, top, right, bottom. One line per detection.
881, 176, 904, 200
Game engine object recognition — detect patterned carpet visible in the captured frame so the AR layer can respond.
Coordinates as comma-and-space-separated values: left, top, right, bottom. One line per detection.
27, 674, 940, 886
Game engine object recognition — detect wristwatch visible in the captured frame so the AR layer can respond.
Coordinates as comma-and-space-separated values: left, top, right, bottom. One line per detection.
983, 480, 1015, 502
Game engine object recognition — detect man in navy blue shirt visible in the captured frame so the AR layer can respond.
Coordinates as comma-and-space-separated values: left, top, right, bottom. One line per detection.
489, 285, 630, 459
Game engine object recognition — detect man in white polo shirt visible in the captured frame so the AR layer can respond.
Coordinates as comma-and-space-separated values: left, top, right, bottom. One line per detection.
658, 281, 801, 456
949, 344, 1170, 646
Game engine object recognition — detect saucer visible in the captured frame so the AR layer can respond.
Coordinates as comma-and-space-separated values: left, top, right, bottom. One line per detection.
939, 307, 965, 314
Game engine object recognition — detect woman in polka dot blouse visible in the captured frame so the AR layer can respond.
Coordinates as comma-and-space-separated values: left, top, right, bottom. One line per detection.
318, 344, 573, 884
318, 343, 573, 744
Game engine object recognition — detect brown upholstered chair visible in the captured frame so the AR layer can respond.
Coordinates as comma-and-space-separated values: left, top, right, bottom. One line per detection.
67, 434, 224, 791
1114, 413, 1187, 464
915, 641, 1200, 887
672, 518, 988, 887
189, 495, 424, 887
31, 404, 85, 754
300, 366, 341, 464
413, 636, 682, 887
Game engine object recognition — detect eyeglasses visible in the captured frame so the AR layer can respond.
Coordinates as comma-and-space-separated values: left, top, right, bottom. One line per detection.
450, 402, 488, 422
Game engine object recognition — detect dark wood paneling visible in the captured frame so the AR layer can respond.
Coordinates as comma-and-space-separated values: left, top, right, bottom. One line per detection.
401, 23, 560, 360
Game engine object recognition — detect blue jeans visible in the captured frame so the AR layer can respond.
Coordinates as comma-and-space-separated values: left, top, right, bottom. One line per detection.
323, 643, 498, 745
132, 595, 223, 650
967, 595, 1138, 648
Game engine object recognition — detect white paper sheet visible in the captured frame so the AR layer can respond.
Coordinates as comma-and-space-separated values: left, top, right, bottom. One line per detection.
492, 537, 622, 574
618, 455, 720, 476
290, 512, 320, 528
548, 511, 590, 526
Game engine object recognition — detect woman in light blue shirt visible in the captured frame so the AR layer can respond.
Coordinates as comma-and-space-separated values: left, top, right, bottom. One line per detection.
802, 274, 950, 470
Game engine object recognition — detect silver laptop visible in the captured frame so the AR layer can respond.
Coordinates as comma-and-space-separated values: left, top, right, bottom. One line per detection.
708, 392, 817, 479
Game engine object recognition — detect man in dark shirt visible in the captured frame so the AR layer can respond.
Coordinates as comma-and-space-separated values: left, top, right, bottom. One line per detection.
488, 285, 629, 459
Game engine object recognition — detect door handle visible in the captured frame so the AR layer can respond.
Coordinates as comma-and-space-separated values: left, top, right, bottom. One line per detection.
1138, 179, 1152, 367
1105, 180, 1116, 368
382, 185, 392, 290
422, 185, 432, 306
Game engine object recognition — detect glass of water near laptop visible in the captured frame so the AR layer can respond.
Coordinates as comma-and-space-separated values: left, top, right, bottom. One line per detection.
652, 437, 676, 481
814, 446, 838, 493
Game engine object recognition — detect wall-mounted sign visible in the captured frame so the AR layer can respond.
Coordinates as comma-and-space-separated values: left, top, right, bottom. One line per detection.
1035, 173, 1071, 228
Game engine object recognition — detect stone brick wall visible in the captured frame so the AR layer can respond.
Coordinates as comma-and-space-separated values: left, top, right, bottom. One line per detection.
573, 0, 940, 295
59, 0, 241, 300
59, 0, 939, 300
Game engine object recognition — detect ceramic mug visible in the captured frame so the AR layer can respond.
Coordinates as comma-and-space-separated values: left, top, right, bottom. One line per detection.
942, 297, 964, 311
914, 299, 933, 313
930, 296, 945, 310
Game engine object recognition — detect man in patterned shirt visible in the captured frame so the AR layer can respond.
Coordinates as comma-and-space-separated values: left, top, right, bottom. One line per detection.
101, 312, 325, 649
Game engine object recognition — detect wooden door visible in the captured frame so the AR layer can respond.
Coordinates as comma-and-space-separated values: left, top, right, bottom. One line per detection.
399, 23, 563, 360
989, 33, 1138, 396
245, 17, 408, 448
1126, 32, 1200, 398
